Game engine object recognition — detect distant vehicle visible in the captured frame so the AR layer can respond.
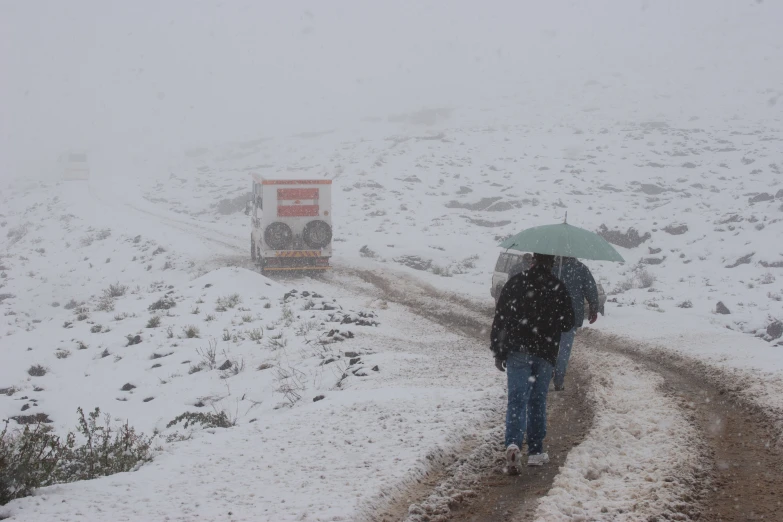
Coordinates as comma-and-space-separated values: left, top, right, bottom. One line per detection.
249, 174, 333, 272
491, 250, 606, 315
59, 151, 90, 180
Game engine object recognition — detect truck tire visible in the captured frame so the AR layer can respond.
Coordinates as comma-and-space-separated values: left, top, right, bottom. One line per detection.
302, 220, 332, 249
264, 222, 293, 250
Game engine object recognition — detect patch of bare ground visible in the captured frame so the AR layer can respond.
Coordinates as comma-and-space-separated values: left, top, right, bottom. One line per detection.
445, 359, 592, 522
365, 362, 590, 522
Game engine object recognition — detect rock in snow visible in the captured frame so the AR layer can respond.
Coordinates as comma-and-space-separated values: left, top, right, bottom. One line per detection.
767, 321, 783, 341
716, 302, 731, 315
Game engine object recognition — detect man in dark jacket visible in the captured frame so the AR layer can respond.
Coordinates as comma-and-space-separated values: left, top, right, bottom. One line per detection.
490, 253, 575, 472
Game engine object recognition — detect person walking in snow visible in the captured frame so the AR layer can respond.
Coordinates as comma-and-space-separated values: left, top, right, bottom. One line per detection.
552, 257, 599, 392
490, 253, 575, 472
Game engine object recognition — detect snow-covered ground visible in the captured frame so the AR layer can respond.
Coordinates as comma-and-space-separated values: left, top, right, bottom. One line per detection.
115, 108, 783, 367
1, 105, 782, 519
137, 111, 783, 343
598, 307, 783, 417
534, 349, 709, 521
0, 180, 505, 520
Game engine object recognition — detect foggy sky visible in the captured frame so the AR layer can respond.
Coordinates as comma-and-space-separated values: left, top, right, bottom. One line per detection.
1, 0, 781, 177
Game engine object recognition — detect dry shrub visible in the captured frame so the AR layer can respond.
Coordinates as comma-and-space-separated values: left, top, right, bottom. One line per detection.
0, 408, 152, 505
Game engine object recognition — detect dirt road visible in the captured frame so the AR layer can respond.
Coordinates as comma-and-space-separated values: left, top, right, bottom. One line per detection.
332, 267, 594, 521
331, 266, 783, 521
588, 331, 783, 522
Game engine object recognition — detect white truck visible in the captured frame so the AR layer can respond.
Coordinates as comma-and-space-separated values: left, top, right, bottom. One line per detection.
249, 174, 333, 272
59, 151, 90, 180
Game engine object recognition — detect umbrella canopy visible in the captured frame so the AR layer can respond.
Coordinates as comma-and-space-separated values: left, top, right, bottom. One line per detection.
500, 223, 625, 262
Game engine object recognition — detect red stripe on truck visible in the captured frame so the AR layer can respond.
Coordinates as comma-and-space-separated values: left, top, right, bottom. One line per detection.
278, 205, 320, 217
278, 188, 319, 200
261, 179, 332, 185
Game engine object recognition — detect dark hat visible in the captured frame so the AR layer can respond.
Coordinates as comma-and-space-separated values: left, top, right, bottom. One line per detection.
533, 253, 555, 267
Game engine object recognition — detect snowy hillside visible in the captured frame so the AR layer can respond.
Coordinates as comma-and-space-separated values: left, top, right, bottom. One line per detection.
2, 106, 783, 520
142, 112, 783, 342
0, 179, 509, 520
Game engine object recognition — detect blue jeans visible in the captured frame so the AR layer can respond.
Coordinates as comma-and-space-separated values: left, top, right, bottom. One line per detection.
505, 352, 553, 454
554, 328, 577, 390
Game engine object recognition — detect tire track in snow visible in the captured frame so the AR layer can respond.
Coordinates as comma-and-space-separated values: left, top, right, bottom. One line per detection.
534, 348, 711, 521
87, 180, 245, 254
327, 267, 594, 522
403, 359, 592, 522
330, 265, 783, 521
584, 330, 783, 521
120, 199, 245, 253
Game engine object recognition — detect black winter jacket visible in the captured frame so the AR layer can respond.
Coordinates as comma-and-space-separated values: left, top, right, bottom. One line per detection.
490, 264, 576, 366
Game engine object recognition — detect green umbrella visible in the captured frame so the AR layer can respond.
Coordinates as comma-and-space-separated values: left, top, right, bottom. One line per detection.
499, 222, 625, 262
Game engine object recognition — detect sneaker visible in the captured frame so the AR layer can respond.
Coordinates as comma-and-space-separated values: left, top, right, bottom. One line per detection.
505, 444, 521, 475
527, 452, 550, 467
554, 385, 565, 392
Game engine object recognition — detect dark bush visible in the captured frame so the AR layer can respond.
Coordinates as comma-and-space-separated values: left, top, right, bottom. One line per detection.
726, 253, 754, 269
663, 224, 688, 235
27, 365, 47, 377
597, 225, 651, 248
166, 411, 233, 430
103, 283, 128, 298
0, 408, 152, 506
9, 414, 51, 425
183, 325, 200, 339
0, 421, 67, 505
56, 408, 151, 486
148, 297, 176, 311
